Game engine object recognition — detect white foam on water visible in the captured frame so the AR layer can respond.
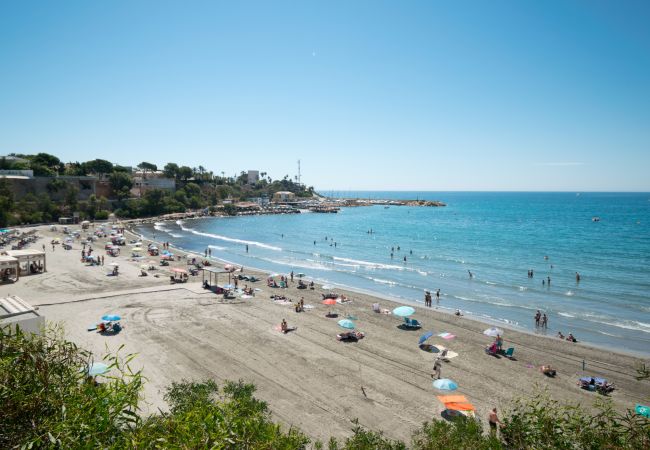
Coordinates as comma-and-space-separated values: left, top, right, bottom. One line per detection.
208, 244, 227, 251
177, 221, 282, 251
332, 256, 404, 271
565, 290, 575, 296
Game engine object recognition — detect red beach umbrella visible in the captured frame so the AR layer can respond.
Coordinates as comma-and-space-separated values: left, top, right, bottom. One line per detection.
322, 298, 337, 317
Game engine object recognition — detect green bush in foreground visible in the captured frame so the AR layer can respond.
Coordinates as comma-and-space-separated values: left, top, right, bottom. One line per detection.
1, 327, 648, 449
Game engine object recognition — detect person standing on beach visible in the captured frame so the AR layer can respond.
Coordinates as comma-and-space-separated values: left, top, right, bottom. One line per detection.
547, 276, 551, 286
205, 248, 208, 257
436, 289, 441, 305
542, 313, 548, 328
246, 244, 249, 253
535, 310, 541, 327
290, 271, 294, 282
468, 270, 473, 279
208, 248, 212, 257
432, 358, 442, 379
488, 408, 502, 435
576, 272, 581, 283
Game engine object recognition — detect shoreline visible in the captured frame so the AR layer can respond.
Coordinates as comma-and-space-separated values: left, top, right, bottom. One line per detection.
131, 220, 650, 360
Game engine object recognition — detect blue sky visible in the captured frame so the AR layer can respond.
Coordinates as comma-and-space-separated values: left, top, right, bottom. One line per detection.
1, 1, 648, 191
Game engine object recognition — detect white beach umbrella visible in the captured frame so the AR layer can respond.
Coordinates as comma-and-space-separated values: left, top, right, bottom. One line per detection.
483, 327, 503, 337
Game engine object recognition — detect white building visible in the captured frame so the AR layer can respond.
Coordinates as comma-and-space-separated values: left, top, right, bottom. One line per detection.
247, 170, 260, 184
131, 171, 176, 196
272, 191, 296, 203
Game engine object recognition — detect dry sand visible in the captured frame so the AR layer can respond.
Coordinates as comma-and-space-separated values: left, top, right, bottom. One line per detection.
2, 224, 648, 443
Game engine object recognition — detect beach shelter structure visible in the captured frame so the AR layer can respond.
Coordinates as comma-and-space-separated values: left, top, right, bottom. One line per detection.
5, 249, 46, 275
1, 295, 44, 335
338, 319, 356, 329
0, 255, 20, 282
201, 266, 230, 288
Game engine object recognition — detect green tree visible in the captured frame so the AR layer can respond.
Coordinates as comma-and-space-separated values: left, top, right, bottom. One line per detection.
178, 165, 193, 182
84, 159, 114, 176
137, 162, 157, 179
0, 178, 14, 227
163, 162, 179, 179
109, 172, 133, 200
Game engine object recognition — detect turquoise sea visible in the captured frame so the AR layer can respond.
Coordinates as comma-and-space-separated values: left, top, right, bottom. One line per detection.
136, 192, 650, 355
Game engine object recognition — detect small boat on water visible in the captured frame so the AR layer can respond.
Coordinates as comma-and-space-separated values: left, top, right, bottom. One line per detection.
592, 216, 600, 222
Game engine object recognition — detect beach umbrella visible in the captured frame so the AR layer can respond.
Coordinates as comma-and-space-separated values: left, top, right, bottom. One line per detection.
483, 327, 503, 337
102, 314, 121, 321
393, 306, 415, 317
419, 331, 434, 345
636, 404, 650, 418
85, 362, 109, 376
419, 344, 440, 353
338, 319, 356, 329
433, 379, 458, 391
322, 298, 337, 317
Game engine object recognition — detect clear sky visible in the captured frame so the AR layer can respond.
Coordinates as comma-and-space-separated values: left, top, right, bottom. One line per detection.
1, 1, 648, 191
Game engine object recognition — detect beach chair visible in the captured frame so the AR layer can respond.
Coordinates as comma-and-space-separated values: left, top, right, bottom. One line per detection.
410, 319, 422, 328
504, 347, 515, 359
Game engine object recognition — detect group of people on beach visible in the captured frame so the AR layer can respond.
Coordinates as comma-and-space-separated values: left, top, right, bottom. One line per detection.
423, 289, 440, 307
534, 310, 548, 328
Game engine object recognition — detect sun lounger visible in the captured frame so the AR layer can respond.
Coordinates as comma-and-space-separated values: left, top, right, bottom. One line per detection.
403, 317, 421, 329
503, 347, 515, 359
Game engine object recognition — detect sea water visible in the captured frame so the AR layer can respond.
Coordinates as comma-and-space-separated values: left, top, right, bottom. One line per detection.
136, 192, 650, 355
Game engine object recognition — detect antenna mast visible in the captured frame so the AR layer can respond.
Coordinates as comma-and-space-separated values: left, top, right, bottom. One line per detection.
297, 159, 301, 186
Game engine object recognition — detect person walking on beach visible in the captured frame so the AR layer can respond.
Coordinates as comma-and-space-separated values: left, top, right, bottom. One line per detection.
290, 271, 294, 282
424, 291, 431, 307
488, 408, 502, 436
542, 313, 548, 328
432, 358, 442, 379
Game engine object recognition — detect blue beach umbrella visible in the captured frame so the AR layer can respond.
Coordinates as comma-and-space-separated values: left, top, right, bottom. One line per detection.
86, 362, 109, 376
636, 404, 650, 418
101, 314, 121, 322
419, 331, 434, 345
393, 306, 415, 317
433, 379, 458, 391
338, 319, 356, 329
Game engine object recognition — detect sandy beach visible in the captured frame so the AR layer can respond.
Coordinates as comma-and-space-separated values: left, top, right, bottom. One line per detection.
2, 224, 648, 443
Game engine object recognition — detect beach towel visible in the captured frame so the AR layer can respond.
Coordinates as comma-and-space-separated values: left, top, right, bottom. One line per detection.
437, 395, 467, 404
438, 332, 455, 340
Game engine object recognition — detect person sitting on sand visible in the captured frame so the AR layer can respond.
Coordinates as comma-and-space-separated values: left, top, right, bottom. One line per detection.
557, 331, 565, 339
454, 309, 463, 317
309, 281, 314, 289
540, 365, 556, 377
567, 333, 577, 342
281, 319, 288, 333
